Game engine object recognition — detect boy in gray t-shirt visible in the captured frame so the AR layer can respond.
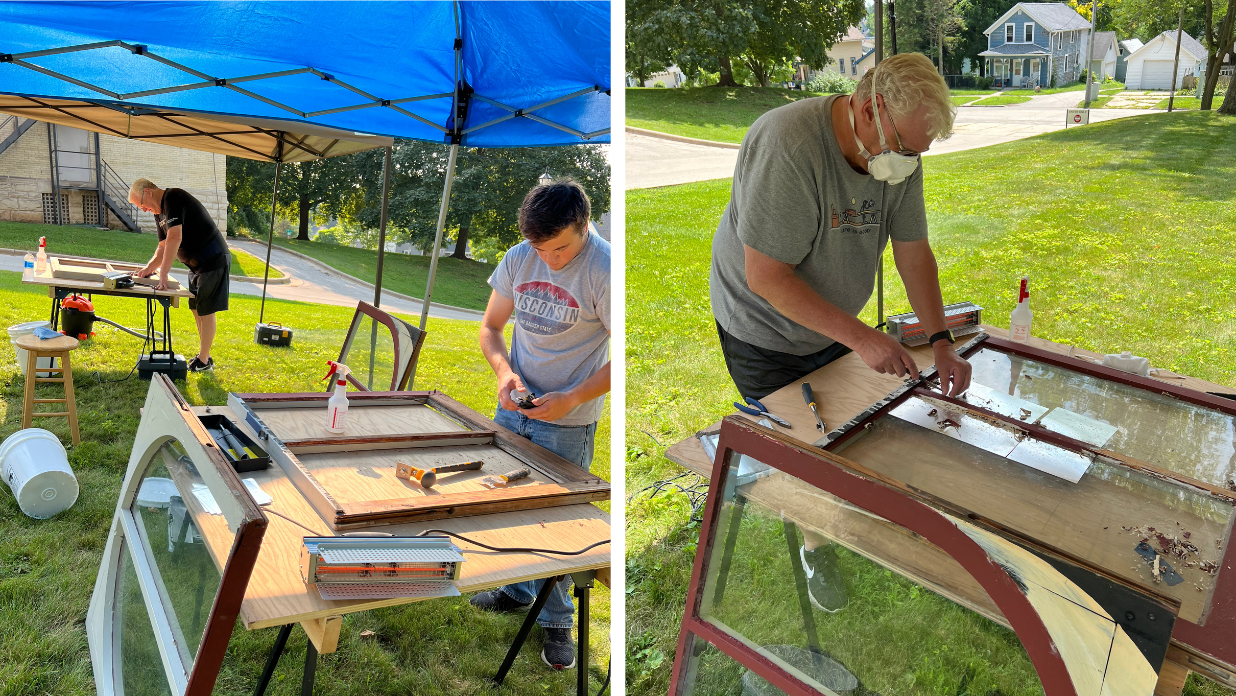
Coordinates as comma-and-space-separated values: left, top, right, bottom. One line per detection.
470, 179, 610, 671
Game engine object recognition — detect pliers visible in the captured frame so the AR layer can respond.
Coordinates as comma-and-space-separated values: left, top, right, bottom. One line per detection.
733, 396, 792, 428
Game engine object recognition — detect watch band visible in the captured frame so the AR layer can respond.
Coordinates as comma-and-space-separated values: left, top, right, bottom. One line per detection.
928, 330, 955, 346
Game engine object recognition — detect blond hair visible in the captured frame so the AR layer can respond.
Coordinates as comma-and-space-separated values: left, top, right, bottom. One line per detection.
854, 53, 955, 141
128, 177, 159, 201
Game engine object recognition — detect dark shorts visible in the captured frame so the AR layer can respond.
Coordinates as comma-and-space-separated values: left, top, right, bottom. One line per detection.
715, 321, 852, 400
187, 255, 230, 316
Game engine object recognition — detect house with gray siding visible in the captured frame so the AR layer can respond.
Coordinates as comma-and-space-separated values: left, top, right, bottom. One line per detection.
979, 3, 1091, 88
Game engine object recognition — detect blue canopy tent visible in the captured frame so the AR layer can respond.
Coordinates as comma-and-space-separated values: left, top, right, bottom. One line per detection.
0, 0, 610, 344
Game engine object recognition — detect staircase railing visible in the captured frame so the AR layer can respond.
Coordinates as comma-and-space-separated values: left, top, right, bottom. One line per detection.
100, 158, 139, 228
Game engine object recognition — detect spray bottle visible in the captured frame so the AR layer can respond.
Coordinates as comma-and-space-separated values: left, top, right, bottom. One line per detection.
1010, 275, 1033, 344
323, 360, 351, 433
35, 236, 47, 274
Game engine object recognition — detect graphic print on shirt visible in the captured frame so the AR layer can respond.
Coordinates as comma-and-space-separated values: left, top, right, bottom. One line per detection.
830, 199, 881, 234
514, 281, 581, 336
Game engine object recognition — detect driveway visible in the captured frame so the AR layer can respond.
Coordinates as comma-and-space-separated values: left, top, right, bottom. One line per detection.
626, 89, 1162, 188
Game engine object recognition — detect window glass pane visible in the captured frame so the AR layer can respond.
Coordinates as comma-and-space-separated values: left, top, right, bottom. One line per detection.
831, 407, 1233, 623
114, 541, 174, 696
341, 314, 398, 391
696, 457, 1045, 696
131, 439, 232, 665
677, 633, 785, 696
966, 347, 1236, 488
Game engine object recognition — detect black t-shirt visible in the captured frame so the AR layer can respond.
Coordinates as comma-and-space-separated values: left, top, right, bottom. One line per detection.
155, 188, 226, 268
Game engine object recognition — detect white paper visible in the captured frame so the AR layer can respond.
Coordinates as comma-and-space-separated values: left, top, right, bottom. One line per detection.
242, 478, 273, 505
191, 483, 223, 515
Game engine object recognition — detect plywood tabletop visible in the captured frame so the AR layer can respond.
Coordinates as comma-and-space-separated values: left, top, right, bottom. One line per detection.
191, 405, 611, 630
22, 261, 193, 299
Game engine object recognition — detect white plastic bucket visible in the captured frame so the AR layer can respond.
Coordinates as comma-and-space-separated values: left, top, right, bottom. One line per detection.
8, 320, 56, 378
0, 428, 78, 519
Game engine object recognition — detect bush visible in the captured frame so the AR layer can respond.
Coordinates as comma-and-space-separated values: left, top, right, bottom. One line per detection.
806, 71, 858, 94
977, 75, 994, 90
653, 81, 666, 88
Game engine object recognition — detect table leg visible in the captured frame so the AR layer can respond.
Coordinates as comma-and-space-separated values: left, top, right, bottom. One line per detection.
493, 575, 562, 686
301, 639, 318, 696
571, 571, 596, 696
710, 494, 747, 608
253, 624, 294, 696
783, 519, 823, 656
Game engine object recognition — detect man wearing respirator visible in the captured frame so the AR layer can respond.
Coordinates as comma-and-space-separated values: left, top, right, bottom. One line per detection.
708, 52, 973, 612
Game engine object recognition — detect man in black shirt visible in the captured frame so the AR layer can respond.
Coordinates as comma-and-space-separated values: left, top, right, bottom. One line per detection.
129, 178, 231, 372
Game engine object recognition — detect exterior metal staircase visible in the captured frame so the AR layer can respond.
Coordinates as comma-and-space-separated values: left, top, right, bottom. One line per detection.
0, 115, 36, 157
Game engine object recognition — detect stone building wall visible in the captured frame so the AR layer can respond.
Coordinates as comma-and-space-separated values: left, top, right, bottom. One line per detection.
0, 121, 227, 233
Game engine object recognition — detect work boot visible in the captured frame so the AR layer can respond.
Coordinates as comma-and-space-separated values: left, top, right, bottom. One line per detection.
188, 356, 214, 372
541, 627, 576, 670
469, 589, 530, 614
799, 544, 848, 613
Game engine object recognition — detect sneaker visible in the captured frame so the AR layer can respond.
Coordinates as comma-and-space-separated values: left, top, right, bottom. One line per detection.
799, 544, 848, 613
540, 627, 576, 670
469, 589, 530, 614
188, 356, 215, 373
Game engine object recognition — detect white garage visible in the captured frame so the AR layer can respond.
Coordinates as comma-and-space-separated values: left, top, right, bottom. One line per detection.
1125, 30, 1207, 90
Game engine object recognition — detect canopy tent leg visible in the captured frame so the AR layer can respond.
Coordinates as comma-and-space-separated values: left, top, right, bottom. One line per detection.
373, 146, 393, 307
418, 143, 459, 332
258, 161, 282, 327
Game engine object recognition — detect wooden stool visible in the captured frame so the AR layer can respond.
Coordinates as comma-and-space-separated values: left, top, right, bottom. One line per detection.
15, 334, 80, 446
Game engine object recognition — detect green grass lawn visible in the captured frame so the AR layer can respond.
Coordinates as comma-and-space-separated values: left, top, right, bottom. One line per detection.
265, 237, 494, 311
0, 221, 284, 278
627, 86, 826, 144
1000, 82, 1085, 95
950, 95, 981, 106
626, 112, 1236, 695
0, 273, 610, 695
947, 89, 998, 96
1156, 96, 1203, 110
970, 95, 1033, 106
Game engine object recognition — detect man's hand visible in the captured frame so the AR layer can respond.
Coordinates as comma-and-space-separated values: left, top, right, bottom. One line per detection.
135, 264, 157, 278
155, 277, 170, 291
524, 391, 580, 421
933, 342, 972, 396
854, 327, 921, 380
497, 371, 527, 411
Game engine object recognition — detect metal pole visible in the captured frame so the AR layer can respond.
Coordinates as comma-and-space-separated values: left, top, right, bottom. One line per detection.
373, 146, 393, 307
874, 0, 883, 64
1169, 6, 1185, 112
875, 29, 885, 332
47, 124, 62, 224
1083, 0, 1098, 107
418, 143, 459, 331
258, 159, 282, 326
94, 131, 102, 225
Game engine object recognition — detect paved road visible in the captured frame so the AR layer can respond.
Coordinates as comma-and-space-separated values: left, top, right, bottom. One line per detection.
627, 90, 1161, 188
0, 242, 486, 323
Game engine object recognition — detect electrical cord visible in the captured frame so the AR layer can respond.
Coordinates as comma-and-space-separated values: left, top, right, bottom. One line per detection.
596, 658, 611, 696
259, 506, 611, 556
93, 301, 156, 385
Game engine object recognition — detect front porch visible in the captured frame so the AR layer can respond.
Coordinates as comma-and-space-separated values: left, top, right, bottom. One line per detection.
981, 53, 1049, 89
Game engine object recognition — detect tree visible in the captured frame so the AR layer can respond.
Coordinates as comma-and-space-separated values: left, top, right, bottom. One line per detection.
742, 0, 865, 86
627, 0, 671, 85
1201, 0, 1236, 109
956, 0, 1007, 75
921, 0, 967, 74
1219, 75, 1236, 112
225, 155, 362, 240
343, 142, 610, 260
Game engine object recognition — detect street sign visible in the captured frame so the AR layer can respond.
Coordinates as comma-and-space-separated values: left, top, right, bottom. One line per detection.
1066, 108, 1090, 127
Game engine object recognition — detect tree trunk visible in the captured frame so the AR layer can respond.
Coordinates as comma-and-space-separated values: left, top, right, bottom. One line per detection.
637, 50, 648, 86
717, 55, 740, 86
889, 0, 898, 55
1201, 0, 1236, 109
451, 225, 469, 259
939, 27, 945, 76
296, 191, 311, 240
746, 57, 769, 87
1220, 79, 1236, 114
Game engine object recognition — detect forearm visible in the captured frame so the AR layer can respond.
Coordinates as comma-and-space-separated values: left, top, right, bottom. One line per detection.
160, 234, 182, 278
479, 324, 514, 378
567, 361, 610, 405
148, 242, 165, 269
749, 268, 874, 349
894, 242, 949, 343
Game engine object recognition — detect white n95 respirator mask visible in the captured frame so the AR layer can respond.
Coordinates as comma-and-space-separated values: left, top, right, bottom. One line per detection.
848, 93, 920, 185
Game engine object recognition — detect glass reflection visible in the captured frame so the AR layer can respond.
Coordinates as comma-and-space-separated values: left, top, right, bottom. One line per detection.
342, 315, 397, 391
114, 542, 174, 696
696, 455, 1044, 696
967, 347, 1236, 488
131, 440, 228, 665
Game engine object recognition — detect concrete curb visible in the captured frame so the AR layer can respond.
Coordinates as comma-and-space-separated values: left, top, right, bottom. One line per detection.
626, 126, 741, 150
228, 239, 488, 320
0, 247, 291, 284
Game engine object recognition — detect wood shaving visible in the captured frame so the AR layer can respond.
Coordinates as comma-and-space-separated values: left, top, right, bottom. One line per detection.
1153, 555, 1162, 583
1019, 408, 1032, 420
927, 409, 938, 417
360, 630, 375, 637
937, 418, 961, 430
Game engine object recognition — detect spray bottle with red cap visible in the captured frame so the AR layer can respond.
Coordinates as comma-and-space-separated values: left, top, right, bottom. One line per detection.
35, 236, 48, 274
323, 360, 352, 433
1010, 275, 1033, 344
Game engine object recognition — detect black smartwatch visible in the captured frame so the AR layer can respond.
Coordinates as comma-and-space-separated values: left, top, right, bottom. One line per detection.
928, 330, 955, 347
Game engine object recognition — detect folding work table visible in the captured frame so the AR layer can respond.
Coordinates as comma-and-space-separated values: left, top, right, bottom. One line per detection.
665, 326, 1236, 696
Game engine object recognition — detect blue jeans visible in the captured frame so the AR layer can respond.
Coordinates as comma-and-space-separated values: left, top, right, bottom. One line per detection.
492, 407, 597, 629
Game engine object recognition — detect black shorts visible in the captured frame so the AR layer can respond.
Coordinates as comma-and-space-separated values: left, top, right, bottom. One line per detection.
715, 321, 852, 400
187, 255, 230, 316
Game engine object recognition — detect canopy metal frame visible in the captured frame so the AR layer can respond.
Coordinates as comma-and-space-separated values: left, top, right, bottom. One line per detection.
1, 0, 611, 391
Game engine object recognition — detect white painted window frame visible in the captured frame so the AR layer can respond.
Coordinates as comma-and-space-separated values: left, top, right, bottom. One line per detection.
1006, 23, 1015, 43
1025, 22, 1035, 44
87, 376, 262, 696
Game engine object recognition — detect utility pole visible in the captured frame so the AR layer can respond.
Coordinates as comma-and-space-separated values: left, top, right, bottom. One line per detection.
1168, 5, 1185, 112
1082, 0, 1098, 107
875, 0, 884, 64
889, 0, 898, 54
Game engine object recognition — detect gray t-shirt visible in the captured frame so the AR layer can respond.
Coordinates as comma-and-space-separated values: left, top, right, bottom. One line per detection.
710, 94, 928, 355
489, 232, 610, 426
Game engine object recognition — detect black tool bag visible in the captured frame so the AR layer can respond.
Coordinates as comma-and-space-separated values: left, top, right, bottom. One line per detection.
254, 322, 293, 347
